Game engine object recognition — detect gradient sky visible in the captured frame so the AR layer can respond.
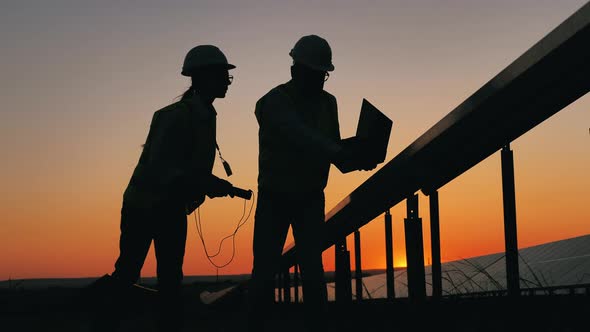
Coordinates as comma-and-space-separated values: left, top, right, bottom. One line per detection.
1, 0, 588, 280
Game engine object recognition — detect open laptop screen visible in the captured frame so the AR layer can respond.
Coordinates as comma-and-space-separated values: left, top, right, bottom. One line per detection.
335, 99, 392, 173
356, 98, 393, 165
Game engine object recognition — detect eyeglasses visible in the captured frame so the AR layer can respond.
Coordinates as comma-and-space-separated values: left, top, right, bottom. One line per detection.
324, 72, 330, 82
228, 75, 234, 84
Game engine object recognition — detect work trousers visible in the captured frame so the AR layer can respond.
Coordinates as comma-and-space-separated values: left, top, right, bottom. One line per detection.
112, 200, 187, 331
248, 190, 328, 331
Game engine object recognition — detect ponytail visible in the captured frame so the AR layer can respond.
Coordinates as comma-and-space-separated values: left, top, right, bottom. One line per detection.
179, 86, 195, 101
176, 76, 198, 101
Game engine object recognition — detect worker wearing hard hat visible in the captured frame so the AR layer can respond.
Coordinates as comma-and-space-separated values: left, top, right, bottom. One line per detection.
88, 45, 237, 332
248, 35, 375, 332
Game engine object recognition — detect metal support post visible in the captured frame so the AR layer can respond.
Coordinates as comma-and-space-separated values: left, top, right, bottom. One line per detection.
276, 272, 283, 303
404, 193, 426, 301
335, 238, 352, 303
294, 264, 300, 302
354, 230, 363, 302
283, 267, 291, 303
501, 144, 520, 296
384, 209, 395, 300
429, 190, 442, 298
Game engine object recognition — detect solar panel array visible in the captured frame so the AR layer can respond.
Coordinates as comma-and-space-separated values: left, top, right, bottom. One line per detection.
324, 234, 590, 300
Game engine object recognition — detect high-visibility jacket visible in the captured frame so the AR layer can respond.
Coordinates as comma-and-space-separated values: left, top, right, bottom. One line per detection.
123, 95, 225, 209
255, 80, 341, 193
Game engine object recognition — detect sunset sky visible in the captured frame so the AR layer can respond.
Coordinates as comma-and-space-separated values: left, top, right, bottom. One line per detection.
1, 0, 588, 280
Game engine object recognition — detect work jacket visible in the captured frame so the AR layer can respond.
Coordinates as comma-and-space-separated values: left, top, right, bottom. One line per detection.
255, 80, 341, 193
123, 95, 224, 209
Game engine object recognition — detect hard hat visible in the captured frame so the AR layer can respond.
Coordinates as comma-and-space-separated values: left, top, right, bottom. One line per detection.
289, 35, 334, 72
181, 45, 236, 77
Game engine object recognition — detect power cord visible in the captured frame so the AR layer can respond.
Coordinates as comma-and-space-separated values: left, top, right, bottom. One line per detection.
192, 192, 256, 269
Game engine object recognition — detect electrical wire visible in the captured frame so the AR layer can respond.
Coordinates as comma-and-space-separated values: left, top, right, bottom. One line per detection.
192, 192, 256, 269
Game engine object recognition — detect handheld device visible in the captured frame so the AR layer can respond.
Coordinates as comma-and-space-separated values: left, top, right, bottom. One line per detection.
185, 186, 252, 215
231, 186, 253, 200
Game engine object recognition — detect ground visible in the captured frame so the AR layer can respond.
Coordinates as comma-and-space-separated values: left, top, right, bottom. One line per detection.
1, 281, 589, 332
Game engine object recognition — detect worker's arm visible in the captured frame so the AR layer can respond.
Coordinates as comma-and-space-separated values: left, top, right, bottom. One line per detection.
145, 110, 232, 201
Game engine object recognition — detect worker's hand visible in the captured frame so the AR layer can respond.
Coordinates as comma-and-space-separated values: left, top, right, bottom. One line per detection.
206, 178, 234, 198
354, 138, 379, 171
358, 161, 377, 171
331, 145, 354, 168
333, 137, 378, 172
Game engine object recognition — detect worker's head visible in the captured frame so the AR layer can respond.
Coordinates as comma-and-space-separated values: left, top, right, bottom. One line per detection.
181, 45, 235, 99
289, 35, 334, 94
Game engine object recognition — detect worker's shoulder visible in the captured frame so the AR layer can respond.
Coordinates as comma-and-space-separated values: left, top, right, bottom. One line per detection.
321, 89, 337, 103
154, 100, 187, 116
254, 85, 287, 113
149, 100, 192, 128
256, 83, 337, 109
258, 83, 289, 103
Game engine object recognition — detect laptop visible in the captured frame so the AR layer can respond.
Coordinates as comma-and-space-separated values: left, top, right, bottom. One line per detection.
335, 98, 393, 173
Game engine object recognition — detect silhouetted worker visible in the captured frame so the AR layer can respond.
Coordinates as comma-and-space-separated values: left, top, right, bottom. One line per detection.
247, 34, 376, 332
88, 44, 237, 332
